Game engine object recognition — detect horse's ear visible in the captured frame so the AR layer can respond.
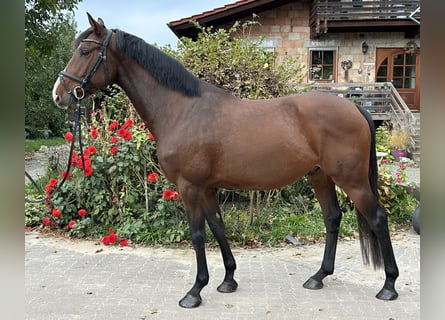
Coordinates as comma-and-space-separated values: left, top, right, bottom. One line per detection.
86, 12, 106, 35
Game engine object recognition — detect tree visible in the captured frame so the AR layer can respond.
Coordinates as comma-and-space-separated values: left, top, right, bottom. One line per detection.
25, 0, 81, 55
25, 10, 78, 138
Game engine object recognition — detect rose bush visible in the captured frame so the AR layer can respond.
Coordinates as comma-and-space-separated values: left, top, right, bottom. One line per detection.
28, 92, 188, 244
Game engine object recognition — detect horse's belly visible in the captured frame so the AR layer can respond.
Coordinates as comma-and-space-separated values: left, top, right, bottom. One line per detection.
216, 150, 315, 190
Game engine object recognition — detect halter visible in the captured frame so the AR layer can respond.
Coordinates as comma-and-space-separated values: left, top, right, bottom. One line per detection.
58, 28, 113, 100
25, 29, 113, 205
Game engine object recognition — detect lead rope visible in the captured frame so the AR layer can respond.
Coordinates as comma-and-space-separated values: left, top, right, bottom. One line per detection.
25, 97, 85, 206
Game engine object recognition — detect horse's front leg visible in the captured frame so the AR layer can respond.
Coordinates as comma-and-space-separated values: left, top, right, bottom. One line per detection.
179, 215, 208, 308
205, 189, 238, 293
177, 184, 211, 308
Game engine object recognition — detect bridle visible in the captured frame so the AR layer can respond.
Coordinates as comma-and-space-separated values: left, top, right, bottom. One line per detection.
58, 28, 113, 100
25, 29, 113, 205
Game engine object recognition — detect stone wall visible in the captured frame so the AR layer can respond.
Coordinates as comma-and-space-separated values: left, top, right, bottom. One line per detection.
243, 1, 420, 83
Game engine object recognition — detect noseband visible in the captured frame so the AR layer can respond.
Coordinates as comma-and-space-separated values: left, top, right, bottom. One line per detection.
58, 28, 113, 100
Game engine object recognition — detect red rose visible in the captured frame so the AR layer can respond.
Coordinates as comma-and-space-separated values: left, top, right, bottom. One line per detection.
109, 233, 118, 244
111, 136, 119, 144
123, 131, 132, 141
120, 238, 128, 246
117, 128, 127, 137
172, 191, 180, 201
61, 170, 72, 180
147, 172, 159, 183
109, 120, 119, 131
122, 119, 134, 129
78, 209, 87, 217
102, 235, 111, 245
111, 146, 118, 155
43, 217, 51, 226
64, 132, 73, 142
109, 227, 114, 233
83, 166, 93, 177
48, 178, 58, 187
88, 146, 97, 155
44, 185, 54, 196
68, 220, 76, 229
147, 132, 155, 141
52, 208, 62, 218
71, 151, 77, 165
77, 156, 91, 169
162, 189, 174, 200
91, 129, 98, 139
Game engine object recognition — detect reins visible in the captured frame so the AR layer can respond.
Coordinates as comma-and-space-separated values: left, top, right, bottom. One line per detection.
25, 99, 83, 205
25, 29, 113, 206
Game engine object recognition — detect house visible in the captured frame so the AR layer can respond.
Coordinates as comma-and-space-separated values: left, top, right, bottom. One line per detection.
168, 0, 421, 161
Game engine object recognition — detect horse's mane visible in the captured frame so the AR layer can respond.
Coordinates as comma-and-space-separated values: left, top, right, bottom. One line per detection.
114, 29, 201, 97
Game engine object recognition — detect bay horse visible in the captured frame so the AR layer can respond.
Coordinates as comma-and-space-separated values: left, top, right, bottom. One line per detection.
52, 14, 399, 308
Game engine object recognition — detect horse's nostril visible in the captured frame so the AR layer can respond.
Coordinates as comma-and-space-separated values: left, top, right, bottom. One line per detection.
53, 94, 61, 104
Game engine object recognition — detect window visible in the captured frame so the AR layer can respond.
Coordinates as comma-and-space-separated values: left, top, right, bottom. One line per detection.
309, 50, 336, 81
376, 53, 417, 89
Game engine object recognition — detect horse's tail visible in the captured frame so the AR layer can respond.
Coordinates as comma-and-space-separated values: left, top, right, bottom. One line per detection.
355, 106, 383, 269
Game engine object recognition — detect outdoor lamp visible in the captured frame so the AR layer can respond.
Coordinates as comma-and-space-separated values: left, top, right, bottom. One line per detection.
361, 41, 368, 54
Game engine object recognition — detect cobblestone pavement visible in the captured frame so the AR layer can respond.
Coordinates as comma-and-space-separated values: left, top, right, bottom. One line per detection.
25, 230, 419, 320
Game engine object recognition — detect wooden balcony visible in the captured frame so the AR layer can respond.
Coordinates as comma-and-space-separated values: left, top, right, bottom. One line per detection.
310, 0, 420, 38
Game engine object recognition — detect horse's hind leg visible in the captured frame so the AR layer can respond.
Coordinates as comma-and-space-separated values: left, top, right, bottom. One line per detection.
303, 170, 342, 290
205, 190, 238, 293
340, 183, 399, 300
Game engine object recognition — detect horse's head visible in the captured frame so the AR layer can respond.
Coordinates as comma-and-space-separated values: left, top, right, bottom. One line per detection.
52, 13, 116, 109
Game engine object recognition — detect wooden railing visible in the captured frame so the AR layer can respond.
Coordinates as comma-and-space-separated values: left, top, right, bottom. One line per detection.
308, 82, 416, 149
310, 0, 420, 34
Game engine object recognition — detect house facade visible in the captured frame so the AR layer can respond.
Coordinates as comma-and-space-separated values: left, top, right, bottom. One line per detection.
168, 0, 420, 111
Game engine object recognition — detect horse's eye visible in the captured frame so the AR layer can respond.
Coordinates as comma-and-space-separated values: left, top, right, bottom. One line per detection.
80, 49, 90, 56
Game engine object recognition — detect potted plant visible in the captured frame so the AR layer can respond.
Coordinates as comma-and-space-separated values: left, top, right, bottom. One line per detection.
388, 127, 410, 162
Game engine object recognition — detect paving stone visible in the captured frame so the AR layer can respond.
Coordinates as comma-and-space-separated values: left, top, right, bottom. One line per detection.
25, 231, 420, 319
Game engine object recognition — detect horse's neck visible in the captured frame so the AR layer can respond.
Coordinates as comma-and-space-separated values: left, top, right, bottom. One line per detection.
116, 60, 190, 140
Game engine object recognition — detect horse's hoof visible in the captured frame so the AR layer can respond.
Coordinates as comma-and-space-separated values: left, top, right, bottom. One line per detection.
217, 280, 238, 293
303, 277, 323, 290
179, 293, 202, 308
376, 288, 398, 301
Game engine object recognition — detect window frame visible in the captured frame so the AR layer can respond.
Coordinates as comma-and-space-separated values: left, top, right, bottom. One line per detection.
309, 48, 337, 82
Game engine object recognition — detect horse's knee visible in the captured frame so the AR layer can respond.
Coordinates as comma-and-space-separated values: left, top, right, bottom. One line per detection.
190, 230, 206, 249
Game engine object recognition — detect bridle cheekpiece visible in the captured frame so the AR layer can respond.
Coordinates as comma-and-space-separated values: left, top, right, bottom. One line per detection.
58, 28, 113, 101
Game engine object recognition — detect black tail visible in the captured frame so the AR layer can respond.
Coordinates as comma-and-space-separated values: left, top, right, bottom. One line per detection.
355, 106, 383, 269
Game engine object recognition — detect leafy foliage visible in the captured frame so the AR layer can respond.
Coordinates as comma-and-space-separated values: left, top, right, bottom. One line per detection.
165, 20, 309, 99
25, 0, 81, 54
25, 12, 77, 138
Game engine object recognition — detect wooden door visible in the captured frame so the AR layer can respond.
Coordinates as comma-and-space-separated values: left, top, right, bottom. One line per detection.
376, 48, 420, 111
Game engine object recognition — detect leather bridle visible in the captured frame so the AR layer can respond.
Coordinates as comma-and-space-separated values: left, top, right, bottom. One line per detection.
58, 28, 113, 101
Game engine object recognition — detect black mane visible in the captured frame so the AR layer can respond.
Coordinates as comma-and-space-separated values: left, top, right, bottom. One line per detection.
114, 29, 201, 97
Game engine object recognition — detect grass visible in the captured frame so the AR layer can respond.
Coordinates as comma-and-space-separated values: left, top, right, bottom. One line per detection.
25, 137, 67, 153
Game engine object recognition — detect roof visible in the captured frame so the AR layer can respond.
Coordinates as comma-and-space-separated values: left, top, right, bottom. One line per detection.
167, 0, 295, 39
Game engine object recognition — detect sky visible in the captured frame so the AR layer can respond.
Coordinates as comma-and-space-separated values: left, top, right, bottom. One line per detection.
74, 0, 232, 47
